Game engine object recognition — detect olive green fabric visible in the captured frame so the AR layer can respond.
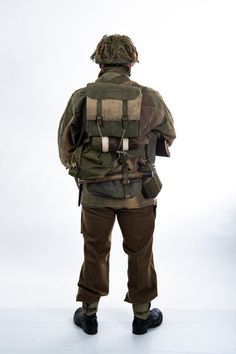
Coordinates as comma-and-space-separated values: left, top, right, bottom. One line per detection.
87, 121, 140, 138
71, 144, 114, 180
58, 66, 176, 208
85, 178, 142, 199
86, 82, 141, 100
140, 162, 163, 199
68, 78, 145, 198
82, 300, 99, 316
82, 300, 151, 319
133, 303, 151, 320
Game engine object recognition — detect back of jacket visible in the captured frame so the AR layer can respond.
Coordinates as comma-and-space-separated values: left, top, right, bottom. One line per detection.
58, 66, 176, 209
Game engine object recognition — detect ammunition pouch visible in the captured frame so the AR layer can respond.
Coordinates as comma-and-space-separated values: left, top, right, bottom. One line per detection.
69, 143, 114, 180
140, 161, 162, 199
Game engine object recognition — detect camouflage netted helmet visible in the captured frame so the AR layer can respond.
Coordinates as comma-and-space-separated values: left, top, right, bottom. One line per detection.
90, 34, 139, 65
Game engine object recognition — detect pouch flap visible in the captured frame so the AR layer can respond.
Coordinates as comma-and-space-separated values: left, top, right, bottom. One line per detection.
86, 83, 141, 100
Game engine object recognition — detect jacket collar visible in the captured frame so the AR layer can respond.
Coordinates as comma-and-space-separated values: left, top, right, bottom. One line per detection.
98, 65, 131, 79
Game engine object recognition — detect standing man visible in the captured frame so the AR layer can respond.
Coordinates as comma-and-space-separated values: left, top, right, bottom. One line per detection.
58, 34, 176, 335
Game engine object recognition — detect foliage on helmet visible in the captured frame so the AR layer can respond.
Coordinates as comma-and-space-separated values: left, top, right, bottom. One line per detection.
90, 34, 139, 65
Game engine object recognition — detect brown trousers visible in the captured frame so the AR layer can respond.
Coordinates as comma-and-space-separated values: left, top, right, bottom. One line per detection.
76, 204, 158, 304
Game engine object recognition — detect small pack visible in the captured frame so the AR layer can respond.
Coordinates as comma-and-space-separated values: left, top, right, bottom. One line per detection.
69, 82, 145, 198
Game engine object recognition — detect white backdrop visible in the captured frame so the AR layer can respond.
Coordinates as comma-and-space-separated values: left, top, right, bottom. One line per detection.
0, 0, 235, 310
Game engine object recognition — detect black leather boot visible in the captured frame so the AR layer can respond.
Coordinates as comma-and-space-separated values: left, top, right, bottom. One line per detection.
73, 307, 98, 335
132, 308, 163, 335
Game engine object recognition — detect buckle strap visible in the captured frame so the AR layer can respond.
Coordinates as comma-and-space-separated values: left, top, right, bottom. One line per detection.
117, 151, 131, 198
122, 100, 128, 129
96, 99, 103, 137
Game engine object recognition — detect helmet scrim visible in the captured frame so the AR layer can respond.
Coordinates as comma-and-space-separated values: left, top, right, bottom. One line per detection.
90, 34, 139, 65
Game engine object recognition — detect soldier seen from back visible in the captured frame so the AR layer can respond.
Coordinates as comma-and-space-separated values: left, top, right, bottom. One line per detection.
58, 34, 176, 335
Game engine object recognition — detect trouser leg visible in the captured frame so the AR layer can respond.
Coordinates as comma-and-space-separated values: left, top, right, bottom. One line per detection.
76, 207, 116, 304
117, 205, 158, 304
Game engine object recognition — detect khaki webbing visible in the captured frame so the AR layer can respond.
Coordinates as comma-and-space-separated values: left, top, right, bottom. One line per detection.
77, 170, 152, 184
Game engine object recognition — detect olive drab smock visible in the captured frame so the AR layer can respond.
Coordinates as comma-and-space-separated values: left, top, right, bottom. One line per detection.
58, 66, 176, 208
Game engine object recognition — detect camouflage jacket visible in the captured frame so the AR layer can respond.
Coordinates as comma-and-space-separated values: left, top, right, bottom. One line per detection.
58, 66, 176, 208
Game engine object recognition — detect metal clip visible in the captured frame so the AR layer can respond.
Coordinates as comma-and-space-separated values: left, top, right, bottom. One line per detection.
122, 116, 128, 129
96, 115, 103, 126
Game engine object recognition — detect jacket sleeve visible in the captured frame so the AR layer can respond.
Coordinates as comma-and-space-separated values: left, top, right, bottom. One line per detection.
151, 91, 176, 146
57, 88, 86, 168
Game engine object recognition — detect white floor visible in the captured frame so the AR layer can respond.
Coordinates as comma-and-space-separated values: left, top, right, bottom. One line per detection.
0, 308, 235, 354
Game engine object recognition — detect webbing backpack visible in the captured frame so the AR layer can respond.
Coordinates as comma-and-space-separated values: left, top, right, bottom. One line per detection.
69, 81, 147, 199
